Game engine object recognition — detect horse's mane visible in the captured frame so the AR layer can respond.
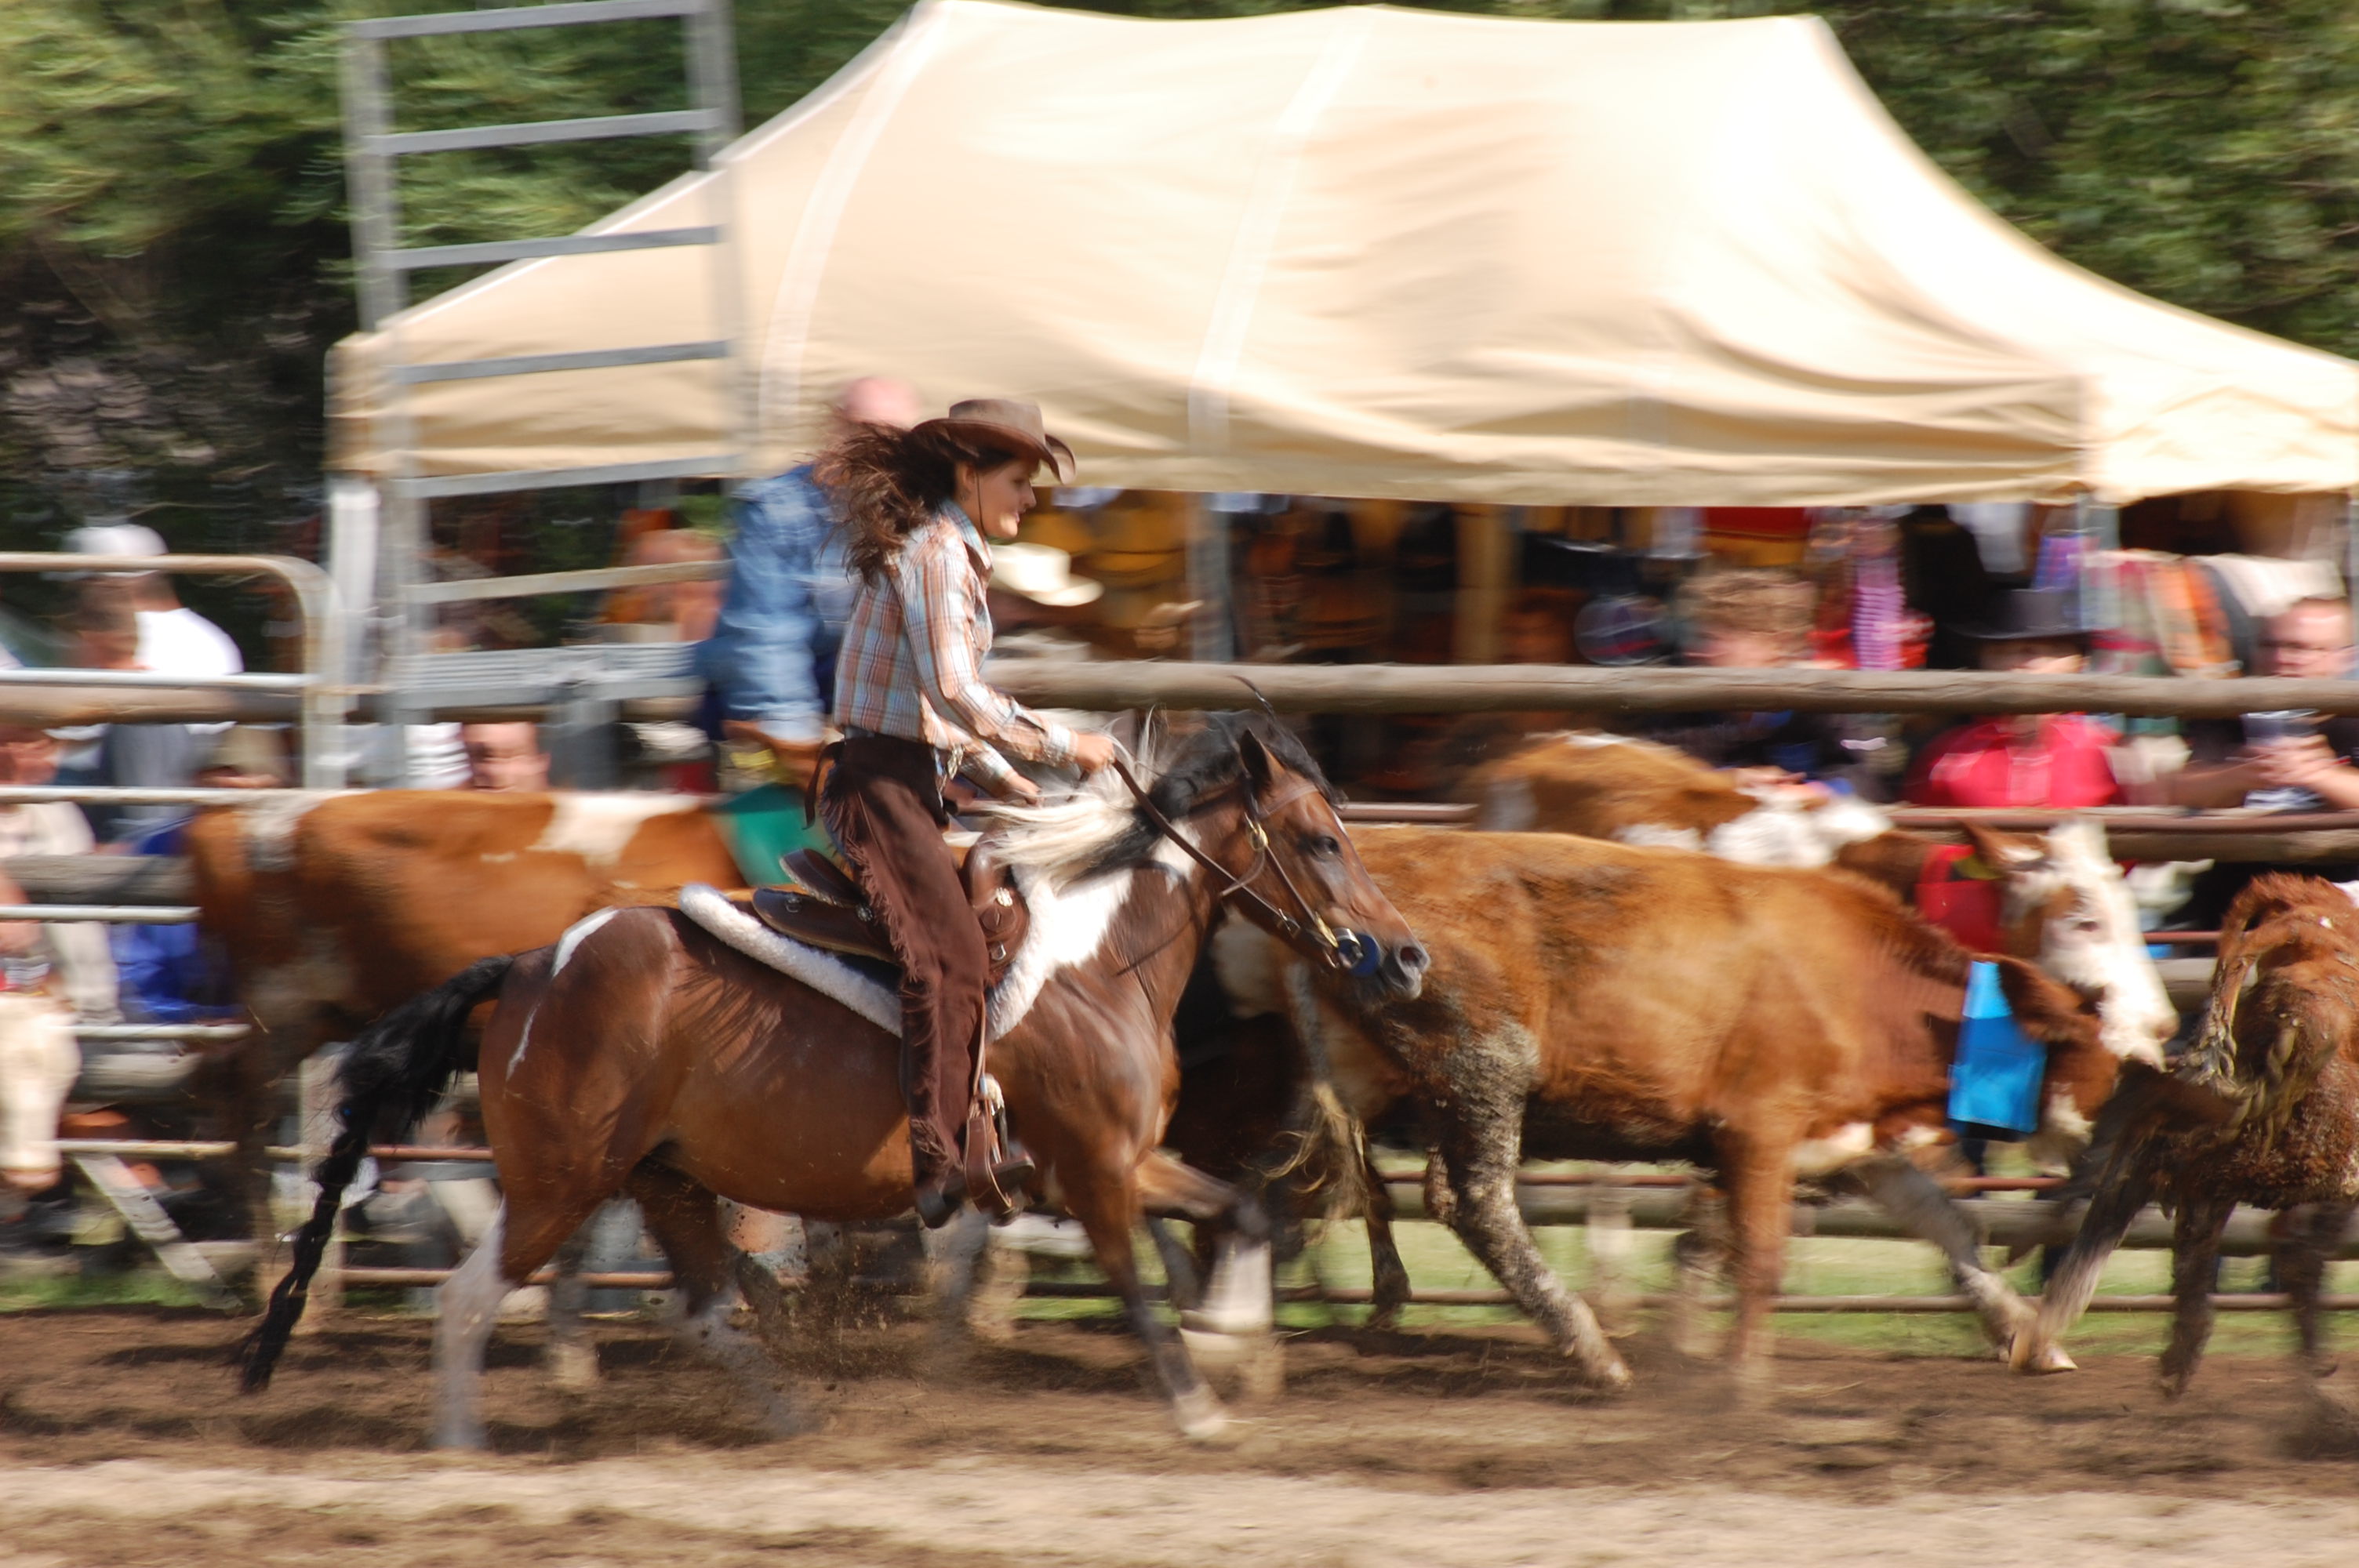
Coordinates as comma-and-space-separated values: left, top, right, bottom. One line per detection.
989, 713, 1332, 885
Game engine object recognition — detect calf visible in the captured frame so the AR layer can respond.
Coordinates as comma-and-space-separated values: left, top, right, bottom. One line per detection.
2012, 873, 2359, 1396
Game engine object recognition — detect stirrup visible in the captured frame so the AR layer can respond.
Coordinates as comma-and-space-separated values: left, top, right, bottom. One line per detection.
963, 1074, 1032, 1218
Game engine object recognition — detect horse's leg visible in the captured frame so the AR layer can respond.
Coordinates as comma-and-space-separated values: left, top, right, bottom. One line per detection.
1145, 1218, 1205, 1312
1434, 1110, 1630, 1391
1064, 1163, 1225, 1439
432, 1202, 516, 1450
2012, 1160, 2154, 1372
544, 1224, 599, 1392
2157, 1195, 2234, 1399
625, 1161, 806, 1436
1362, 1149, 1412, 1330
1715, 1131, 1796, 1399
1134, 1152, 1281, 1403
1848, 1155, 2066, 1371
2281, 1202, 2353, 1383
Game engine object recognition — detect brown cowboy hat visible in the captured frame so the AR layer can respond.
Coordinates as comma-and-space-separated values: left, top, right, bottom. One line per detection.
917, 397, 1076, 484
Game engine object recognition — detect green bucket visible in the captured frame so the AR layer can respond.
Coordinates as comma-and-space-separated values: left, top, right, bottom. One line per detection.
709, 782, 832, 887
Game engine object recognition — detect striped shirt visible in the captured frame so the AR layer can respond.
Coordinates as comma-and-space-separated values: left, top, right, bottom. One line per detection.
832, 504, 1076, 793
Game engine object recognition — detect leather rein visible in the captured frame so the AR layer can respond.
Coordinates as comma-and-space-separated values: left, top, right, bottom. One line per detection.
1110, 754, 1381, 977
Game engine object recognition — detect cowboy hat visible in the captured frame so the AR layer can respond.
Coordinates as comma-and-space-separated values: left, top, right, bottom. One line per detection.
1954, 587, 2088, 643
990, 542, 1102, 608
917, 397, 1076, 484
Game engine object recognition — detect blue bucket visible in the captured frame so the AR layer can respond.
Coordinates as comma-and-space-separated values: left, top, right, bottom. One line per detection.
1946, 960, 2047, 1136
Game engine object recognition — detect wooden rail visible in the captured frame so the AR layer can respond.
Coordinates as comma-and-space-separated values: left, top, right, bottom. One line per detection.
992, 660, 2359, 719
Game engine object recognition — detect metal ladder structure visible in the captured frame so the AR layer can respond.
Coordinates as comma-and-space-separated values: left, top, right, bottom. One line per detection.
340, 0, 746, 780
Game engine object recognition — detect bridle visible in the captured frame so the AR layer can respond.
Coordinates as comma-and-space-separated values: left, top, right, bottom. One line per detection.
1111, 754, 1383, 977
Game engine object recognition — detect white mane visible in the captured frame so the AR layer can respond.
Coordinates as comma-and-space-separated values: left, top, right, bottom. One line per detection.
984, 768, 1139, 882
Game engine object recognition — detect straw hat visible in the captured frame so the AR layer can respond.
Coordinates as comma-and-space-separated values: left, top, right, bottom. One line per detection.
990, 543, 1102, 608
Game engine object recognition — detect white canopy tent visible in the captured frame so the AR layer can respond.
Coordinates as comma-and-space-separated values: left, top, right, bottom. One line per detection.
332, 1, 2359, 506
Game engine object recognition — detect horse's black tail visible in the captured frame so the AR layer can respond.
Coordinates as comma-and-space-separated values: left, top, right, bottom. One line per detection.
236, 954, 515, 1392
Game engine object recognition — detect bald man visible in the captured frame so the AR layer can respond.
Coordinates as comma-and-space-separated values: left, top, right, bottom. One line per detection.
699, 378, 924, 782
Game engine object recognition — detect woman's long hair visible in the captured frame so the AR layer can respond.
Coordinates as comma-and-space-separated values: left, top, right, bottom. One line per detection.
818, 423, 1027, 584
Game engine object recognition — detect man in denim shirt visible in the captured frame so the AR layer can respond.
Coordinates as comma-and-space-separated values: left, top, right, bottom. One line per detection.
700, 378, 921, 779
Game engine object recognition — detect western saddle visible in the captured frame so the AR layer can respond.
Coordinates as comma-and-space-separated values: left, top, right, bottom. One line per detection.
747, 840, 1030, 986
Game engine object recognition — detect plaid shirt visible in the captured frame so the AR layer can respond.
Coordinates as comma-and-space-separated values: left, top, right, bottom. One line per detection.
832, 504, 1076, 793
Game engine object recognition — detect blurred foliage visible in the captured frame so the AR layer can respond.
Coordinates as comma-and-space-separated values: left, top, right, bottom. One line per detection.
0, 0, 2352, 648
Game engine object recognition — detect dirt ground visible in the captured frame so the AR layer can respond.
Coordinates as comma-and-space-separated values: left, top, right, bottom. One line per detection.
5, 1306, 2359, 1568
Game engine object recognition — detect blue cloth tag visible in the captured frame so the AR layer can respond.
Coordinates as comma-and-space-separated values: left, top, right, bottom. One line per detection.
1947, 960, 2047, 1136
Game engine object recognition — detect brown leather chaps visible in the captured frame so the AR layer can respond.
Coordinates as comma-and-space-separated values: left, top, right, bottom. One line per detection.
817, 734, 987, 1191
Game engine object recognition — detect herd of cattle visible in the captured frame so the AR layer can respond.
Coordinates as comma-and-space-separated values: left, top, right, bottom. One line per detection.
11, 729, 2359, 1439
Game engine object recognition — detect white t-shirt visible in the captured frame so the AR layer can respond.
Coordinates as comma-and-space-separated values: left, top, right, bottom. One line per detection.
135, 606, 242, 677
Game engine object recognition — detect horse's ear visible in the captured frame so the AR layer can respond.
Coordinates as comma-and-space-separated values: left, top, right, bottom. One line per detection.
1238, 727, 1278, 790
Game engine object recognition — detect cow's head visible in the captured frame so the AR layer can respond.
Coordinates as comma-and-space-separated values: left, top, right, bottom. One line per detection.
0, 1004, 79, 1196
1968, 818, 2175, 1069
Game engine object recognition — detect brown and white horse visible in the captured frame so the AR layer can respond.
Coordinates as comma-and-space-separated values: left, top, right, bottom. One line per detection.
242, 717, 1426, 1443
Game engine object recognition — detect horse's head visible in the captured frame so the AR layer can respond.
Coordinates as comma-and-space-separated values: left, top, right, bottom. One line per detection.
1968, 818, 2174, 1069
1129, 717, 1427, 1001
0, 1004, 78, 1196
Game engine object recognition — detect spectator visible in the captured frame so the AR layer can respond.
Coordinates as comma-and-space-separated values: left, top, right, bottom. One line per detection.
1641, 569, 1888, 797
68, 586, 205, 846
2162, 597, 2359, 927
1903, 589, 2123, 808
111, 728, 286, 1024
699, 376, 924, 784
2167, 597, 2359, 809
460, 721, 549, 792
61, 523, 242, 679
0, 727, 118, 1026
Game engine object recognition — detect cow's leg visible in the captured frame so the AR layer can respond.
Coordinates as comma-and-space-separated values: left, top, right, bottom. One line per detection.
2158, 1196, 2234, 1399
1668, 1187, 1728, 1361
1715, 1131, 1797, 1397
2279, 1202, 2354, 1382
1436, 1101, 1629, 1391
625, 1162, 806, 1436
1362, 1147, 1412, 1330
1848, 1156, 2066, 1370
1064, 1157, 1224, 1439
2012, 1161, 2154, 1372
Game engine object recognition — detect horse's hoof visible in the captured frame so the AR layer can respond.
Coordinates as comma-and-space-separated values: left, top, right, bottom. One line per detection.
2025, 1344, 2077, 1375
431, 1421, 487, 1451
1172, 1386, 1230, 1443
2156, 1370, 2192, 1400
547, 1340, 600, 1392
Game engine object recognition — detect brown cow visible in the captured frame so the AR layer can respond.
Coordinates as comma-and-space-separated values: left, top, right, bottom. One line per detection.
1469, 731, 2179, 1069
1239, 826, 2143, 1390
186, 790, 743, 1240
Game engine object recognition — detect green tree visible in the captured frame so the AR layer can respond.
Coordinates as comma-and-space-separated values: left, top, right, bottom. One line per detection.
0, 0, 2352, 599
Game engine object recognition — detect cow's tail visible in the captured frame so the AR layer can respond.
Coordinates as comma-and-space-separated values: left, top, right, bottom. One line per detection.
237, 955, 515, 1392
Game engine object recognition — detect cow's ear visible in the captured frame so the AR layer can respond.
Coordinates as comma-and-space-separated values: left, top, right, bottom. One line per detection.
1964, 821, 2043, 872
1238, 728, 1277, 791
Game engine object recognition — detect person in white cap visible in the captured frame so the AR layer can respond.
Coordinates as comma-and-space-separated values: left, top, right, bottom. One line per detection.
62, 523, 242, 680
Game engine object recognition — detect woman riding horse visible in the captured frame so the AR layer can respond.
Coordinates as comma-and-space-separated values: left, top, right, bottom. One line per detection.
817, 398, 1118, 1226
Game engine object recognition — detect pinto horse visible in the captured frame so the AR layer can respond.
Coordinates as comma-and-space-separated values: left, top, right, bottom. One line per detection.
241, 717, 1427, 1443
